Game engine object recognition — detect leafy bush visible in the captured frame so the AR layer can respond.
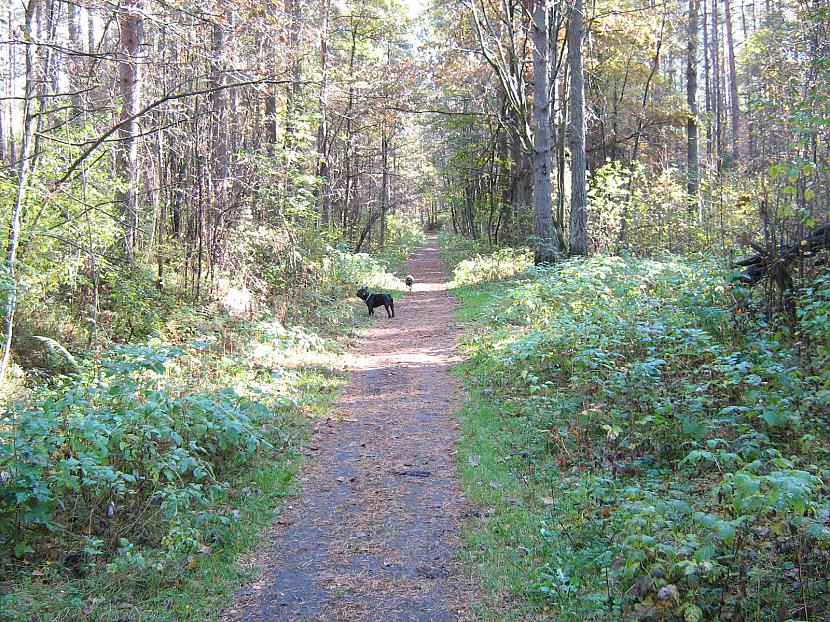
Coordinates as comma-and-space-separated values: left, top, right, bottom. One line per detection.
0, 231, 399, 619
439, 232, 532, 286
452, 247, 532, 286
459, 254, 830, 620
0, 346, 283, 571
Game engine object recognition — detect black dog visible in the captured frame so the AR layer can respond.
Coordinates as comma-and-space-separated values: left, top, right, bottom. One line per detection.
356, 287, 395, 318
405, 275, 414, 292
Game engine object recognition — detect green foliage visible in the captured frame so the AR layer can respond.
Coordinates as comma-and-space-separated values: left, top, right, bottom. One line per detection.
0, 346, 279, 569
456, 252, 830, 620
1, 221, 406, 619
439, 231, 532, 286
588, 160, 757, 257
452, 248, 532, 287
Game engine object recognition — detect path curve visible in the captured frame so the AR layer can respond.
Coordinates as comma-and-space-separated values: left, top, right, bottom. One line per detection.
224, 238, 474, 622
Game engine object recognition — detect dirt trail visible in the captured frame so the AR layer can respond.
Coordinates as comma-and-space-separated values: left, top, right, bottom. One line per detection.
224, 237, 475, 622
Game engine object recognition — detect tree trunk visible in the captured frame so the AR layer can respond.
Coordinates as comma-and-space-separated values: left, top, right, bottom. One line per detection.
724, 0, 740, 158
568, 0, 588, 257
380, 127, 389, 248
4, 1, 15, 163
703, 0, 712, 158
1, 0, 40, 387
116, 0, 143, 259
282, 0, 303, 213
211, 17, 230, 207
686, 0, 700, 203
711, 0, 723, 168
67, 0, 83, 116
530, 0, 560, 264
317, 0, 331, 225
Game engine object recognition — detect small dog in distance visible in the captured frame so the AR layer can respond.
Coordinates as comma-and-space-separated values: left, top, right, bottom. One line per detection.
356, 287, 395, 318
405, 275, 414, 292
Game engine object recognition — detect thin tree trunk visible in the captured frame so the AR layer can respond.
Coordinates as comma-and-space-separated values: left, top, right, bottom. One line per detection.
317, 0, 331, 225
380, 127, 389, 248
703, 0, 712, 157
116, 0, 143, 259
530, 0, 560, 264
687, 0, 700, 203
724, 0, 740, 158
0, 0, 40, 387
712, 0, 723, 168
568, 0, 588, 257
5, 2, 15, 163
67, 0, 83, 116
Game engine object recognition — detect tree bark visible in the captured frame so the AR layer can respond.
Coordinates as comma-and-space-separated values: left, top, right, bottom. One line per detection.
67, 0, 84, 116
724, 0, 740, 158
711, 0, 723, 167
317, 0, 331, 225
211, 17, 230, 206
703, 0, 712, 158
686, 0, 700, 203
1, 0, 40, 387
116, 0, 143, 258
529, 0, 560, 264
568, 0, 588, 257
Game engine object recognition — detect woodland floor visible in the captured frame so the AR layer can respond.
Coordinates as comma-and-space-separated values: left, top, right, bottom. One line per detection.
223, 238, 477, 622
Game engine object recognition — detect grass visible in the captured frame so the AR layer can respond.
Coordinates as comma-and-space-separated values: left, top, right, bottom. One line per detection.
447, 268, 551, 621
456, 398, 551, 621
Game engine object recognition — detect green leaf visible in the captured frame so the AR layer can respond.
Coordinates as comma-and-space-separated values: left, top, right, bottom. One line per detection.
14, 541, 34, 558
683, 603, 703, 622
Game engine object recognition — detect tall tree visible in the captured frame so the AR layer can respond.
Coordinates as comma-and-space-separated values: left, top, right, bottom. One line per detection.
529, 0, 561, 263
687, 0, 700, 203
711, 0, 723, 166
724, 0, 740, 158
317, 0, 332, 224
66, 0, 83, 116
116, 0, 143, 257
568, 0, 588, 256
1, 0, 41, 386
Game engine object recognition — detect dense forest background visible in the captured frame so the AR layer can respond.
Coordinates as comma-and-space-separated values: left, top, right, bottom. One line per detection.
0, 0, 827, 376
0, 0, 829, 619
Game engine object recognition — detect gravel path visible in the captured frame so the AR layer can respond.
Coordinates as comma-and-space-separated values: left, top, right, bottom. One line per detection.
224, 237, 475, 622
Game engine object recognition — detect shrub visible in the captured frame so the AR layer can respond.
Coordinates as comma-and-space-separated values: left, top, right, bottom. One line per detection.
452, 247, 533, 286
0, 346, 281, 571
461, 255, 830, 620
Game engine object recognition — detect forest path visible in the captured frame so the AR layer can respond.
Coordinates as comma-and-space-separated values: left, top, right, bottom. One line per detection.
224, 237, 476, 622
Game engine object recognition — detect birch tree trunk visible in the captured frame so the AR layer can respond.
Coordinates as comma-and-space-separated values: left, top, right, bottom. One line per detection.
1, 0, 40, 387
116, 0, 143, 258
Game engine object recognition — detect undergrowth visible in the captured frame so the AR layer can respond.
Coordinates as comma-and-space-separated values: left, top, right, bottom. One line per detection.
0, 221, 423, 621
452, 244, 830, 621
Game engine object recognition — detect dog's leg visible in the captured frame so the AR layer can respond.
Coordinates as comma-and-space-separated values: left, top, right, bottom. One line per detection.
390, 300, 395, 318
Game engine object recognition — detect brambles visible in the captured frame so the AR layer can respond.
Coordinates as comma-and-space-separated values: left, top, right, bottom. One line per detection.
458, 253, 830, 620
